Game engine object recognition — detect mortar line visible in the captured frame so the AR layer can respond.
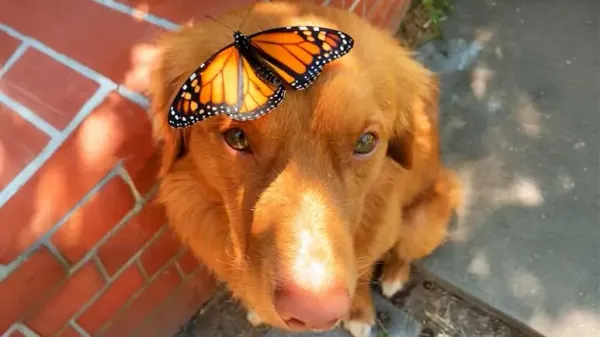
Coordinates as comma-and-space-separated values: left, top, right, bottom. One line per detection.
0, 85, 111, 207
0, 41, 28, 78
72, 224, 175, 337
54, 220, 155, 335
92, 0, 180, 31
0, 23, 155, 115
0, 92, 61, 138
174, 259, 186, 280
69, 320, 92, 337
93, 255, 112, 283
348, 0, 361, 12
117, 85, 150, 111
44, 241, 72, 269
9, 323, 41, 337
65, 222, 168, 326
117, 166, 145, 203
0, 164, 121, 282
31, 167, 121, 272
136, 259, 150, 281
0, 24, 116, 88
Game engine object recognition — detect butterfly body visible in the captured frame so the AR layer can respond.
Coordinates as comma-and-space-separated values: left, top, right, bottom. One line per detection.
168, 26, 354, 129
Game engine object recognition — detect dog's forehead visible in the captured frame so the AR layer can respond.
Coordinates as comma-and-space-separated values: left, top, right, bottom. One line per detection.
252, 66, 377, 140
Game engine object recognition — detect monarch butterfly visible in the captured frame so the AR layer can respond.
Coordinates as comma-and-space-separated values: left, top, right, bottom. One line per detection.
168, 25, 355, 128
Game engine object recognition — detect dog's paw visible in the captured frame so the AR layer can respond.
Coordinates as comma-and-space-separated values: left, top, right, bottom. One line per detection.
246, 310, 263, 327
343, 319, 373, 337
381, 277, 404, 298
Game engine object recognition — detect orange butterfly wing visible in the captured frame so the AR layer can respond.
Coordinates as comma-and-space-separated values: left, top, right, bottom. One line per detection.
248, 26, 354, 90
168, 44, 285, 128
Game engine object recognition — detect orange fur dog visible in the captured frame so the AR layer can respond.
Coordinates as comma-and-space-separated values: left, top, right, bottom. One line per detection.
148, 2, 461, 337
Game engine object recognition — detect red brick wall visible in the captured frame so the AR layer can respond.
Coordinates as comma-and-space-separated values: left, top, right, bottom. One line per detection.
0, 0, 409, 336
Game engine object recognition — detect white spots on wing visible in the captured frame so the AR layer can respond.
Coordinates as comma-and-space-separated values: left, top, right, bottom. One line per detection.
190, 72, 197, 80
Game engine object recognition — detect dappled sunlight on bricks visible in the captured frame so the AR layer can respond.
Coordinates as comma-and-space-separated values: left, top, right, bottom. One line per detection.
51, 176, 137, 264
0, 49, 100, 130
0, 91, 152, 264
122, 43, 162, 93
0, 102, 50, 190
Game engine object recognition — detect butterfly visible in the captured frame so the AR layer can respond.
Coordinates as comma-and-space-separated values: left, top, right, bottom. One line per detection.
168, 25, 355, 128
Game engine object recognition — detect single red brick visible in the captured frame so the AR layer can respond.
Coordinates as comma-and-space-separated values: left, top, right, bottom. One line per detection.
57, 326, 82, 337
0, 0, 161, 86
101, 266, 181, 337
116, 0, 254, 25
0, 247, 66, 332
25, 262, 105, 336
126, 150, 160, 196
0, 102, 50, 190
77, 264, 144, 334
51, 176, 136, 264
137, 268, 217, 337
0, 31, 21, 67
176, 250, 201, 276
0, 49, 100, 130
0, 92, 152, 264
140, 227, 182, 277
97, 199, 166, 275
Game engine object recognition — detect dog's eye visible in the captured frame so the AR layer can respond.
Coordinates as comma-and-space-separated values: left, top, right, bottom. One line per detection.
354, 132, 378, 155
223, 128, 250, 152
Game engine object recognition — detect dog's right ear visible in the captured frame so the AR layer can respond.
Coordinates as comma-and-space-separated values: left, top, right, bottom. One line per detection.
147, 37, 191, 178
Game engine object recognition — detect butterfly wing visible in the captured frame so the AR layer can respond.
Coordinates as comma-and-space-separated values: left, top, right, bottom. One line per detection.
168, 44, 285, 128
226, 53, 285, 121
247, 26, 354, 91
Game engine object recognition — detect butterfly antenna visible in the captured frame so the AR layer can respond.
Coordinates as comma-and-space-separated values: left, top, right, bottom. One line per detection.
205, 15, 236, 32
236, 2, 258, 32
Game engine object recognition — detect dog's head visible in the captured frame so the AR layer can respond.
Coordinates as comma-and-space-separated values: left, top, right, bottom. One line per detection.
149, 2, 437, 332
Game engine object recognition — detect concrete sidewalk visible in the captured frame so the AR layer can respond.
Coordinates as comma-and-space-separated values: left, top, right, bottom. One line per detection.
419, 1, 600, 336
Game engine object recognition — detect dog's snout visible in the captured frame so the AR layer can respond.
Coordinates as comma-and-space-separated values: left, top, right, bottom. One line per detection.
274, 279, 350, 330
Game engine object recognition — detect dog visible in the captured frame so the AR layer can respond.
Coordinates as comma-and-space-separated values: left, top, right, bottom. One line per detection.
148, 2, 462, 337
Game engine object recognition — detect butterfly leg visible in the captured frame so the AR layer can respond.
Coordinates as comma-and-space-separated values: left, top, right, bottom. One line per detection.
342, 273, 375, 337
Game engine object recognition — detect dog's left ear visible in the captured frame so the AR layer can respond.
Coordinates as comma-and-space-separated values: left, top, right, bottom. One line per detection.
386, 72, 440, 171
387, 111, 414, 170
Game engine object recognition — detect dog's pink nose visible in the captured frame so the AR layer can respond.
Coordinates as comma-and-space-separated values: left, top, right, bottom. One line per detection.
274, 280, 350, 330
